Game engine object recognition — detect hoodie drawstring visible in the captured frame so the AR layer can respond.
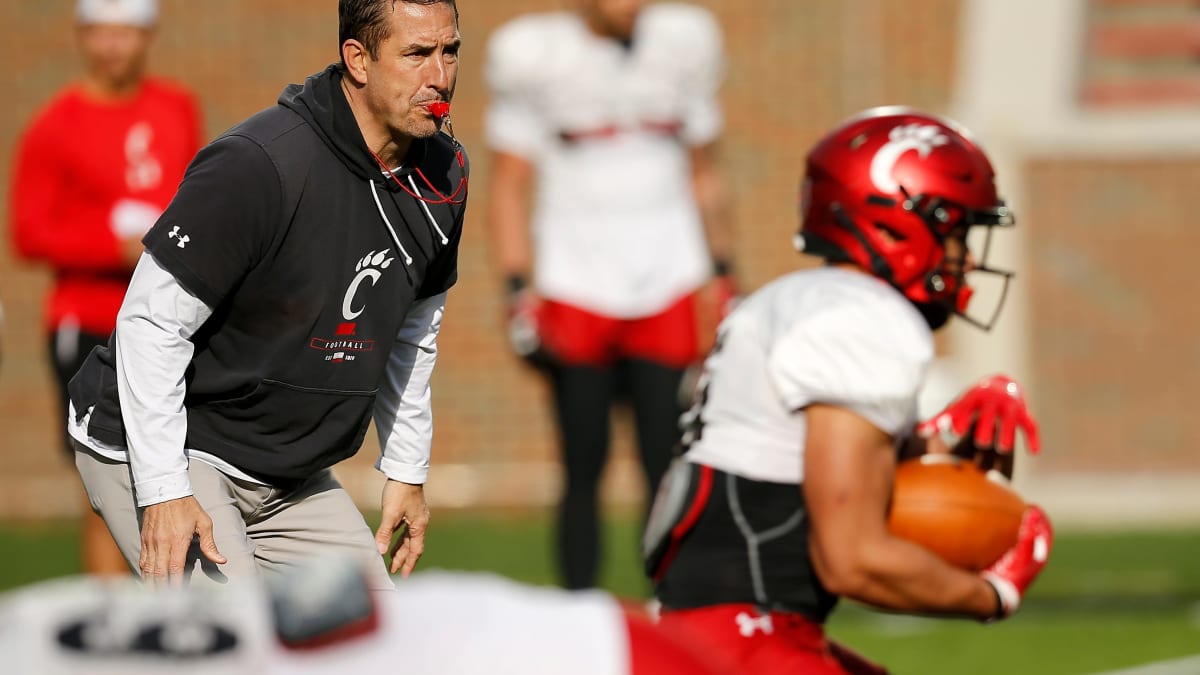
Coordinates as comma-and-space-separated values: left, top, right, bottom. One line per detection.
369, 179, 415, 266
406, 174, 450, 245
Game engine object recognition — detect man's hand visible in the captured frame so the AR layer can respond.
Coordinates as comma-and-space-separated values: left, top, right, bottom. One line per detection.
982, 505, 1053, 620
507, 285, 542, 359
504, 276, 554, 369
139, 495, 225, 586
918, 374, 1041, 455
375, 480, 430, 578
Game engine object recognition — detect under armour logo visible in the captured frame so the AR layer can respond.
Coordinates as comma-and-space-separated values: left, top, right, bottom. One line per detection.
168, 225, 190, 249
734, 611, 774, 637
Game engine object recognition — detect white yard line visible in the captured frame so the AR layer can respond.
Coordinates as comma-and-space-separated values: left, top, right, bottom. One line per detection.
1087, 654, 1200, 675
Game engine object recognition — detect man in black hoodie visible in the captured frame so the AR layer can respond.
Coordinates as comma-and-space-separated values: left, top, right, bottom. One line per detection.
66, 0, 466, 589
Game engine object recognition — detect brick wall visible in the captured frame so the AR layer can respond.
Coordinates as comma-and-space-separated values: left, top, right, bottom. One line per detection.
18, 0, 1186, 517
1025, 156, 1200, 473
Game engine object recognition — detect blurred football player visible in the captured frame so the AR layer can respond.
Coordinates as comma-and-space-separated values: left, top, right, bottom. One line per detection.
484, 0, 736, 591
0, 558, 731, 675
642, 108, 1052, 674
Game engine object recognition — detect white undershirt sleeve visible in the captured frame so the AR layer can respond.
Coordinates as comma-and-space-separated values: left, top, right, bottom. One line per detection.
374, 292, 445, 485
115, 252, 214, 507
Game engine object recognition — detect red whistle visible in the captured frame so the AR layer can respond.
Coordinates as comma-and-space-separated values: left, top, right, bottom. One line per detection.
426, 102, 450, 119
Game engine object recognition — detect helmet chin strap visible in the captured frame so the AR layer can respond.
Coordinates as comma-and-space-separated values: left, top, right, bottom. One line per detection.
912, 300, 952, 330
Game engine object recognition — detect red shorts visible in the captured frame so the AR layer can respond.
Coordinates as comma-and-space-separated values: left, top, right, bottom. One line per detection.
624, 609, 733, 675
538, 294, 700, 369
656, 605, 888, 675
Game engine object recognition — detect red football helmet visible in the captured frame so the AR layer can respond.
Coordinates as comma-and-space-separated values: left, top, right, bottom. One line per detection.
796, 107, 1015, 329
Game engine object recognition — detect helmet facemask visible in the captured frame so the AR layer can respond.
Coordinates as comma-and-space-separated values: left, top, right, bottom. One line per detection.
912, 195, 1016, 331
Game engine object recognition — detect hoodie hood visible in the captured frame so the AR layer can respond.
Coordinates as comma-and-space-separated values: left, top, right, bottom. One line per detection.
279, 64, 397, 186
276, 63, 465, 276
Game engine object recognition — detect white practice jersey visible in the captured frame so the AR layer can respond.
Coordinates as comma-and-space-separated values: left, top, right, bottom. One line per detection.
0, 571, 630, 675
485, 4, 723, 318
683, 267, 935, 484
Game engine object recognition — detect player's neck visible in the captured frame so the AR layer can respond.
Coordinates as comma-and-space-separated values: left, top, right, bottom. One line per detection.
80, 73, 143, 101
580, 13, 635, 45
830, 261, 872, 276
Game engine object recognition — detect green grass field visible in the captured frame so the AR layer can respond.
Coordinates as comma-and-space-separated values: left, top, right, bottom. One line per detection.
2, 512, 1197, 674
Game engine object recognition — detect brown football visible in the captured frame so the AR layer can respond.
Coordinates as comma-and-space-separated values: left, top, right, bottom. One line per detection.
886, 455, 1026, 571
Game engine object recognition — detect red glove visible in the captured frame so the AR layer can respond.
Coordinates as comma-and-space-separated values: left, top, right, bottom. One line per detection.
982, 505, 1052, 620
918, 374, 1041, 454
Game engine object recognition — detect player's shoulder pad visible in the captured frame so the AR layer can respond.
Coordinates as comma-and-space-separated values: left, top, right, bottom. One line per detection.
640, 3, 723, 60
764, 271, 934, 409
485, 12, 578, 94
801, 273, 933, 361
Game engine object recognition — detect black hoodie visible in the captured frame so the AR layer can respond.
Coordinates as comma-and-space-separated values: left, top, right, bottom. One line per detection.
69, 65, 469, 485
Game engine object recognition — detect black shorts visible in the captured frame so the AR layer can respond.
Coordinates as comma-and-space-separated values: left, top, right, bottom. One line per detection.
651, 464, 839, 622
48, 328, 111, 456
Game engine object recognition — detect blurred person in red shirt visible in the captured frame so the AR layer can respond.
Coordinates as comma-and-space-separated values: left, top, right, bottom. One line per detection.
8, 0, 202, 576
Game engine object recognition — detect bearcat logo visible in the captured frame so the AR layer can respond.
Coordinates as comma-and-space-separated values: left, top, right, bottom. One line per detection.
310, 249, 395, 362
870, 123, 949, 193
342, 250, 395, 321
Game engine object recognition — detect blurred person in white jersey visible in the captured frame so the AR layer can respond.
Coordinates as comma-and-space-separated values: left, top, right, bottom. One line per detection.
484, 0, 737, 591
642, 108, 1052, 674
0, 558, 732, 675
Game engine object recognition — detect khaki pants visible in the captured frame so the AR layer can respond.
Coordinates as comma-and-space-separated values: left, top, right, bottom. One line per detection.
74, 442, 394, 590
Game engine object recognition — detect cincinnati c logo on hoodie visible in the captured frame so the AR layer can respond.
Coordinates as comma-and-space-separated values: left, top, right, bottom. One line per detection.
342, 249, 396, 320
309, 249, 395, 362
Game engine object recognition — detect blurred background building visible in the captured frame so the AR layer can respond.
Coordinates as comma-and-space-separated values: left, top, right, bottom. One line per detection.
2, 0, 1197, 525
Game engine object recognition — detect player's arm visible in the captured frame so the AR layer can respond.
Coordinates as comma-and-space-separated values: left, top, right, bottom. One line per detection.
804, 403, 1000, 620
673, 6, 735, 298
485, 150, 548, 364
115, 253, 226, 584
485, 150, 535, 283
482, 18, 544, 288
9, 119, 125, 271
689, 142, 738, 319
482, 28, 545, 359
372, 293, 444, 577
689, 142, 733, 273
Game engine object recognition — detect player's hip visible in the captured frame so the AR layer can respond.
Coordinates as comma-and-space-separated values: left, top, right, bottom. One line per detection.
657, 604, 879, 675
645, 461, 838, 620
